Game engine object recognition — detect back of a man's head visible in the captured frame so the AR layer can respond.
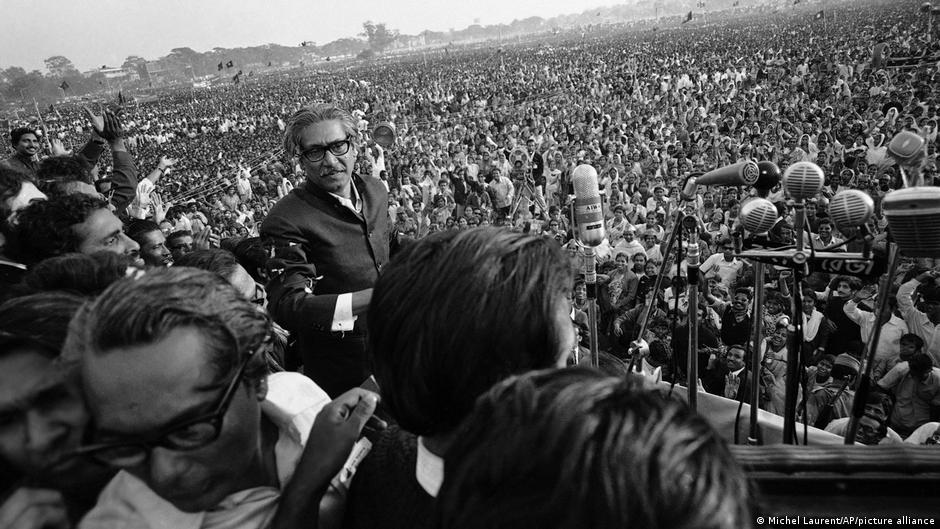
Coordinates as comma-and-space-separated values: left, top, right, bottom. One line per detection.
437, 368, 753, 529
37, 155, 94, 196
7, 193, 109, 266
369, 227, 573, 436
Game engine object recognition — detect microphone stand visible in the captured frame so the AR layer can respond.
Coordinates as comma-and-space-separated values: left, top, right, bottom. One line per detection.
683, 215, 701, 412
747, 260, 765, 445
582, 245, 600, 369
844, 242, 900, 444
629, 175, 701, 363
783, 197, 808, 445
628, 208, 685, 372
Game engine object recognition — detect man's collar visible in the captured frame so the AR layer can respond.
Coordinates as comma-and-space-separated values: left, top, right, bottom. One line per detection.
304, 174, 362, 202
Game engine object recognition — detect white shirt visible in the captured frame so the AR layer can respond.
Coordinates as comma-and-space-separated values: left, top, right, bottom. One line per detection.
700, 254, 744, 287
415, 437, 444, 498
328, 186, 362, 332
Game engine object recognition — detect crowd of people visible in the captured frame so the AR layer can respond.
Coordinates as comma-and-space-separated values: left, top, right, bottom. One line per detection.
1, 0, 940, 526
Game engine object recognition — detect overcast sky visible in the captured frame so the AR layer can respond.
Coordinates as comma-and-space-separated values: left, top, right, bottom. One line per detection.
2, 0, 613, 72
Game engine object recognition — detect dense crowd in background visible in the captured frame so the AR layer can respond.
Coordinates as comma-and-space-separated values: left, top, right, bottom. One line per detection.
1, 0, 940, 526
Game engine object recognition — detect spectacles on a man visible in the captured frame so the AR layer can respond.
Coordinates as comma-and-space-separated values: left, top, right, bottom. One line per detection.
72, 344, 260, 467
300, 138, 352, 163
251, 283, 267, 306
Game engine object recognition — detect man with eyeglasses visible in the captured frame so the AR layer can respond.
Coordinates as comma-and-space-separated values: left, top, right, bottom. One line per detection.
261, 103, 389, 397
66, 267, 376, 528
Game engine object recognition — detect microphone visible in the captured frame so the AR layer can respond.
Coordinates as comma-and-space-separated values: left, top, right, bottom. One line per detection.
888, 131, 927, 187
829, 190, 874, 232
883, 187, 940, 258
680, 174, 699, 201
887, 131, 926, 165
830, 189, 875, 258
740, 197, 779, 234
571, 164, 606, 247
783, 162, 825, 201
755, 161, 781, 198
696, 161, 760, 187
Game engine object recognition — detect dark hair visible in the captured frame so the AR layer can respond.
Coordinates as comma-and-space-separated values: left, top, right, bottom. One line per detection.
900, 333, 925, 350
20, 252, 130, 297
437, 368, 753, 529
174, 249, 241, 279
909, 353, 934, 375
10, 127, 36, 147
817, 353, 836, 366
37, 156, 94, 193
0, 166, 33, 223
7, 194, 109, 266
233, 237, 272, 283
166, 230, 192, 244
0, 292, 85, 360
126, 219, 162, 244
368, 228, 572, 436
733, 287, 752, 299
63, 267, 271, 386
833, 275, 861, 292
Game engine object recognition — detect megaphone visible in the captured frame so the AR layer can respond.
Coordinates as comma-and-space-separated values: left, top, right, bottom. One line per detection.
372, 122, 396, 148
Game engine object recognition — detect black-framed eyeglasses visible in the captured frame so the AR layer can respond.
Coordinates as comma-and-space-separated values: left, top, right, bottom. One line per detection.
72, 346, 258, 468
300, 138, 351, 163
252, 283, 267, 306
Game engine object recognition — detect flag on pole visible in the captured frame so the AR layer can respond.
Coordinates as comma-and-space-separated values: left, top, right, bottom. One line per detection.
815, 9, 824, 20
683, 10, 693, 23
226, 60, 234, 68
59, 81, 70, 91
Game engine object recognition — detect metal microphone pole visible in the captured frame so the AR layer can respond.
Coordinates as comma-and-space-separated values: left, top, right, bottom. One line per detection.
583, 245, 600, 369
683, 215, 701, 412
747, 261, 765, 445
844, 242, 900, 444
629, 176, 700, 371
783, 198, 807, 445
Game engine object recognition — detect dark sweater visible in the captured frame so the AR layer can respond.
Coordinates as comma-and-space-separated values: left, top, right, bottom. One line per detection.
343, 426, 436, 529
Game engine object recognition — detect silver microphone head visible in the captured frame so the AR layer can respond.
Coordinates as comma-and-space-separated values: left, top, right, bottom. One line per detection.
740, 197, 778, 234
887, 130, 927, 166
571, 164, 600, 197
783, 162, 825, 201
883, 187, 940, 258
829, 190, 874, 232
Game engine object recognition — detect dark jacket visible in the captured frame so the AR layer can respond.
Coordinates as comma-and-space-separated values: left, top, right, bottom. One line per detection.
261, 175, 389, 396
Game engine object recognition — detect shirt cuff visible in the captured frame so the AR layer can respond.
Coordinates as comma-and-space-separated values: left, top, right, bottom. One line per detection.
331, 293, 357, 332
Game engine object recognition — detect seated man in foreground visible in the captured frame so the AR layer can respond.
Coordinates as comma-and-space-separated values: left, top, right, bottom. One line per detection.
63, 267, 373, 528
